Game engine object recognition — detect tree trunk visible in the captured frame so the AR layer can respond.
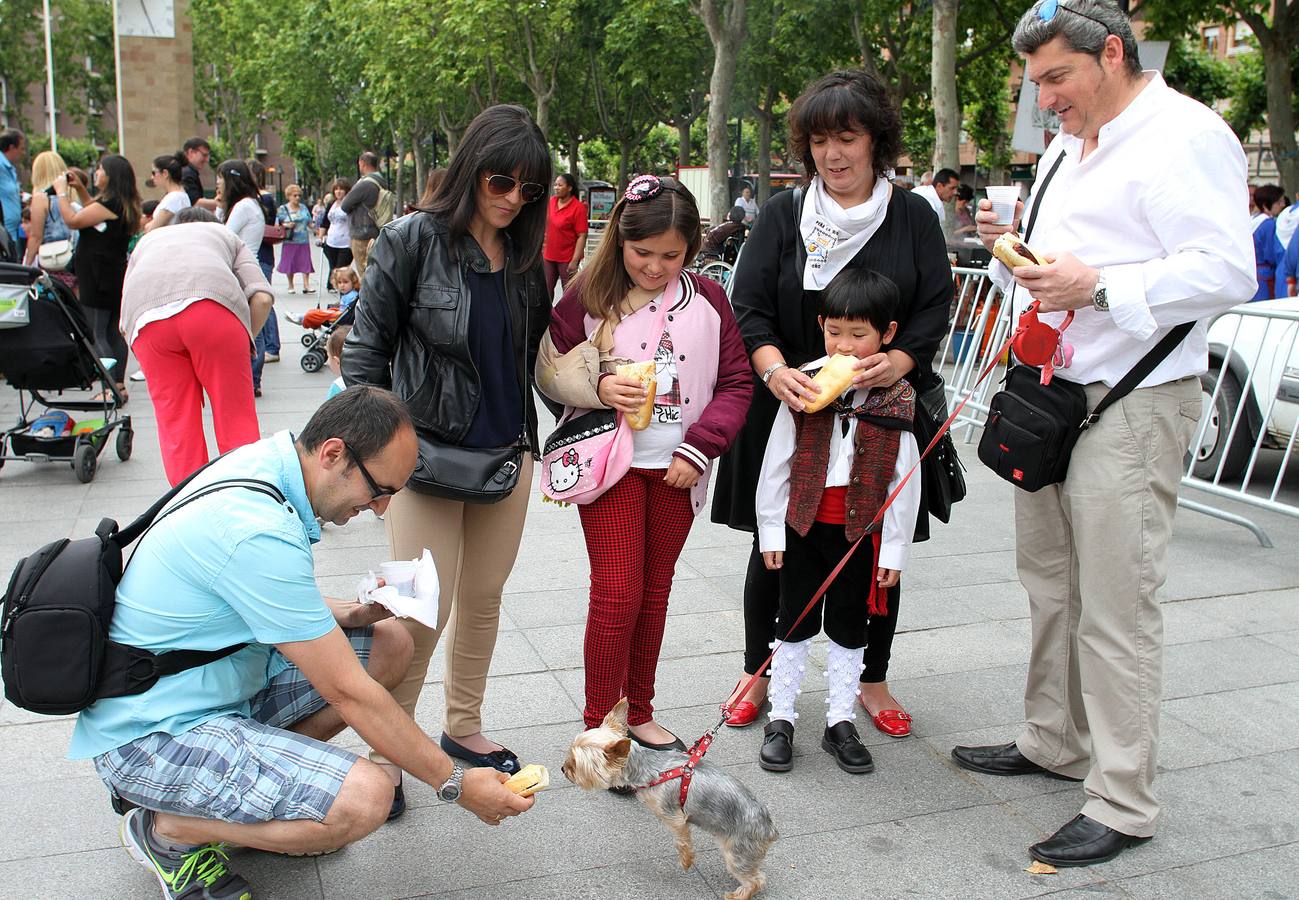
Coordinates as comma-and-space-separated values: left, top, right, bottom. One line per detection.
1260, 34, 1299, 198
392, 132, 407, 212
931, 0, 960, 237
618, 137, 633, 193
755, 85, 775, 205
535, 95, 550, 142
699, 0, 749, 224
411, 129, 426, 205
678, 118, 691, 169
568, 135, 581, 181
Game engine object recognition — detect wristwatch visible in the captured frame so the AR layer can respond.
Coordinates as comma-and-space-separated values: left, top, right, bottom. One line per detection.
1091, 272, 1109, 312
437, 764, 465, 802
760, 361, 787, 385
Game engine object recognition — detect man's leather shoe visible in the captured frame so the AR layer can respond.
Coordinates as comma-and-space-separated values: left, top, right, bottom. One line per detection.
950, 741, 1082, 781
821, 721, 874, 774
759, 720, 794, 772
387, 784, 407, 821
1030, 815, 1151, 867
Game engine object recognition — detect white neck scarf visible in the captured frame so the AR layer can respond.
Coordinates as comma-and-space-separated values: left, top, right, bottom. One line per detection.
1276, 204, 1299, 250
801, 174, 891, 291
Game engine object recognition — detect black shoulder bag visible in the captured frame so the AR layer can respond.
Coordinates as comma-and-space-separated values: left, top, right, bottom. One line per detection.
977, 153, 1194, 491
1, 467, 283, 715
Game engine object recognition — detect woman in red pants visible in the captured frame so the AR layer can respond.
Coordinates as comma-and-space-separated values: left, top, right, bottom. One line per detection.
536, 175, 751, 748
120, 207, 273, 484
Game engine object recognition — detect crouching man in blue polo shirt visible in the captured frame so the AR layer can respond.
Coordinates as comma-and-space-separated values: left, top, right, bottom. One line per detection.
69, 386, 533, 900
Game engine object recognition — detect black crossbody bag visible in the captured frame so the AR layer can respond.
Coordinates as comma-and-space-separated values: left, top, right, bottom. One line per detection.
977, 154, 1194, 492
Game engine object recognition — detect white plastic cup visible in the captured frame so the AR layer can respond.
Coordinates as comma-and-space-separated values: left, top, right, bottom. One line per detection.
985, 185, 1020, 226
379, 560, 418, 597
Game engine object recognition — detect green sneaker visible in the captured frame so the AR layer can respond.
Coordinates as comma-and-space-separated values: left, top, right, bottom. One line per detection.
120, 808, 253, 900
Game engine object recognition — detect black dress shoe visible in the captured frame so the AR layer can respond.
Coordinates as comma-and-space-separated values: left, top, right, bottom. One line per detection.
439, 733, 521, 774
1030, 814, 1151, 867
387, 784, 407, 821
950, 741, 1082, 781
759, 720, 794, 772
821, 721, 874, 774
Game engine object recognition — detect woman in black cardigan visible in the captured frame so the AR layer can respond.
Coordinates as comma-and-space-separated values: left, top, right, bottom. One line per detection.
711, 69, 951, 739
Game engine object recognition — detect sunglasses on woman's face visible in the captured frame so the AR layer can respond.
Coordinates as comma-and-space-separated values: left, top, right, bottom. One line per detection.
483, 173, 546, 204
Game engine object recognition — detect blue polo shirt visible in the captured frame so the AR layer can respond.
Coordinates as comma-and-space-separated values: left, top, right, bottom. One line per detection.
0, 155, 20, 243
69, 432, 337, 759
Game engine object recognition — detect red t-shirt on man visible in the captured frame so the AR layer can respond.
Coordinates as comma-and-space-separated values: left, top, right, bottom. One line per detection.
544, 196, 589, 263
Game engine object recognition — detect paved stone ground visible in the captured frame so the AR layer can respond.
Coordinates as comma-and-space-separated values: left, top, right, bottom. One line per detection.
1, 280, 1296, 899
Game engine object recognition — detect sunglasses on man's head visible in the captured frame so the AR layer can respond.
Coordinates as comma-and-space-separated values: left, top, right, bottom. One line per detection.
344, 443, 401, 501
483, 173, 546, 204
1037, 0, 1113, 35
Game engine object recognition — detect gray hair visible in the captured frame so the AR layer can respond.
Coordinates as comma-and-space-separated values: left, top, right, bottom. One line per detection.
1012, 0, 1142, 79
175, 207, 218, 224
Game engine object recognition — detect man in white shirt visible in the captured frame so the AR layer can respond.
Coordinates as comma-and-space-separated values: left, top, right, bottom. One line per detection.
912, 167, 959, 226
951, 0, 1255, 869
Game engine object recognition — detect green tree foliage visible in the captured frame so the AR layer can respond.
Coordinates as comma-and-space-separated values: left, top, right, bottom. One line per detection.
1162, 39, 1233, 107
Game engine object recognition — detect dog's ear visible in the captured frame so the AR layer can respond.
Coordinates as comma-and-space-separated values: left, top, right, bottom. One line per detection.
604, 737, 632, 768
601, 698, 630, 735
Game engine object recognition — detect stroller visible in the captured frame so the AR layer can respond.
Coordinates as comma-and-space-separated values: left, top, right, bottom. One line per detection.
294, 302, 356, 373
0, 263, 132, 482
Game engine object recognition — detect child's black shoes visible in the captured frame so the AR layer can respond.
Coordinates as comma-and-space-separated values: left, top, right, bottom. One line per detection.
758, 720, 794, 771
822, 721, 875, 774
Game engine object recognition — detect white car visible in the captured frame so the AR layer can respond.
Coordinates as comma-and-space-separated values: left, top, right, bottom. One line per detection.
1191, 297, 1299, 480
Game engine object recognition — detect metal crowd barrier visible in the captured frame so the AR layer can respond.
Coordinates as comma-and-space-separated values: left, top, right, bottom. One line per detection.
1179, 303, 1299, 547
938, 267, 1013, 440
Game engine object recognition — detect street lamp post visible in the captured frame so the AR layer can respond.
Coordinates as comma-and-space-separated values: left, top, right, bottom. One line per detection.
41, 0, 58, 153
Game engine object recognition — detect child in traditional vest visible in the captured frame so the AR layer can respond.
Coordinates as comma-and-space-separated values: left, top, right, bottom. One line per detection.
754, 267, 922, 775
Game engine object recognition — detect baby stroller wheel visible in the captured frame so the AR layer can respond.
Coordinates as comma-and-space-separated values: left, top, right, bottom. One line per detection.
73, 441, 97, 483
300, 333, 316, 347
116, 426, 133, 461
300, 350, 325, 373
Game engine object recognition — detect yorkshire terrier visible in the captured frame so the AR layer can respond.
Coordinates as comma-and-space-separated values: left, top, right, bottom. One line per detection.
562, 699, 778, 900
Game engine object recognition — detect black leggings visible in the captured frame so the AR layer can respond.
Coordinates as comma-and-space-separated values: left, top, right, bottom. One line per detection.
322, 243, 354, 286
89, 306, 128, 384
742, 535, 900, 683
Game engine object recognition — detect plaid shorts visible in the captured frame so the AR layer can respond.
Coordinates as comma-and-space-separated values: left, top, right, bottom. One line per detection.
93, 628, 373, 825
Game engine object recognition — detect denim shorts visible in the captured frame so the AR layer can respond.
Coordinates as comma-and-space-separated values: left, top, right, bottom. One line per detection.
93, 627, 372, 825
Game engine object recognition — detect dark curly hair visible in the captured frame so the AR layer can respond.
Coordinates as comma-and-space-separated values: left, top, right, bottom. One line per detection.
788, 69, 902, 183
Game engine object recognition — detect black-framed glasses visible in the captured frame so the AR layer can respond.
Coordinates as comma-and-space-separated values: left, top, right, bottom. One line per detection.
483, 173, 546, 203
344, 443, 401, 501
1038, 0, 1113, 35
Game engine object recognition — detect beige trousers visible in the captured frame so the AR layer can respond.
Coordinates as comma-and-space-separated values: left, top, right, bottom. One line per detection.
1014, 376, 1200, 837
371, 457, 532, 760
350, 238, 372, 280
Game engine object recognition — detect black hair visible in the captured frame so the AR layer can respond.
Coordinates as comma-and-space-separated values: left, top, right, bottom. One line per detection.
556, 172, 578, 194
175, 207, 218, 224
820, 268, 900, 334
245, 158, 267, 190
297, 385, 414, 462
142, 199, 159, 217
934, 168, 960, 186
419, 104, 552, 274
0, 129, 24, 154
788, 70, 903, 183
97, 154, 143, 234
153, 152, 185, 186
956, 183, 974, 202
216, 159, 260, 209
182, 137, 211, 154
359, 151, 381, 171
1254, 184, 1284, 211
728, 205, 746, 224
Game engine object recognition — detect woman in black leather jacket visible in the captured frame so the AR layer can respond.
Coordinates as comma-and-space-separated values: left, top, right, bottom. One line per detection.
343, 105, 552, 803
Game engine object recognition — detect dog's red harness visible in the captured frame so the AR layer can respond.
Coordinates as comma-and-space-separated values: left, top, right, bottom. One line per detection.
642, 731, 716, 807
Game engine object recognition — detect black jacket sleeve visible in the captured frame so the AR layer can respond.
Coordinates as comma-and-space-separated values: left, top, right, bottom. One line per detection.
341, 226, 413, 389
729, 188, 793, 359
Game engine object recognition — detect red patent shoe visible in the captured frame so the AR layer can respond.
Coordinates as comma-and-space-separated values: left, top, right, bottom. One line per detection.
860, 698, 912, 738
722, 680, 768, 728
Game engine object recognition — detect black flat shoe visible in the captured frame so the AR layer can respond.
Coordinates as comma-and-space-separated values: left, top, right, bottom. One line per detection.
951, 741, 1082, 781
439, 733, 521, 774
822, 721, 874, 774
1030, 814, 1151, 867
387, 783, 406, 821
628, 730, 687, 752
759, 720, 794, 772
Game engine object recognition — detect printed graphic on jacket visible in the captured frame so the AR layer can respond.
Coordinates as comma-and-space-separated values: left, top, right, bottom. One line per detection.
651, 330, 682, 425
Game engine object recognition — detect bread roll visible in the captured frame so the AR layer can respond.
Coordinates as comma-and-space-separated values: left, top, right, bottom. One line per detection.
992, 232, 1043, 269
804, 354, 858, 414
616, 361, 657, 431
504, 763, 549, 797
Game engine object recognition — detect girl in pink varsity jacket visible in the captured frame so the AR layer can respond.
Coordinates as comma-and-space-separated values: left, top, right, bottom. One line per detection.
536, 175, 752, 745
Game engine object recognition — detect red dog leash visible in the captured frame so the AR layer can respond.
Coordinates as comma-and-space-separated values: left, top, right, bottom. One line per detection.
645, 305, 1065, 805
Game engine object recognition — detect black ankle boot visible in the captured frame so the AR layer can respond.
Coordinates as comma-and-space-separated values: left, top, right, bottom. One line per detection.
822, 720, 874, 773
759, 720, 794, 772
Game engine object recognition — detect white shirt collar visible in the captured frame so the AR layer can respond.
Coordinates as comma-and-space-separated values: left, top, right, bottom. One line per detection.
1060, 71, 1167, 159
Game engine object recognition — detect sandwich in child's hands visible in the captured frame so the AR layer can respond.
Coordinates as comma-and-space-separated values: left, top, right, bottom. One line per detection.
615, 361, 657, 431
803, 354, 858, 413
992, 232, 1044, 269
504, 764, 549, 798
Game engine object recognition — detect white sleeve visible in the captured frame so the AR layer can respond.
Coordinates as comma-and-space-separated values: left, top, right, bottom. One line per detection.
756, 404, 796, 553
877, 430, 921, 572
1103, 127, 1256, 339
